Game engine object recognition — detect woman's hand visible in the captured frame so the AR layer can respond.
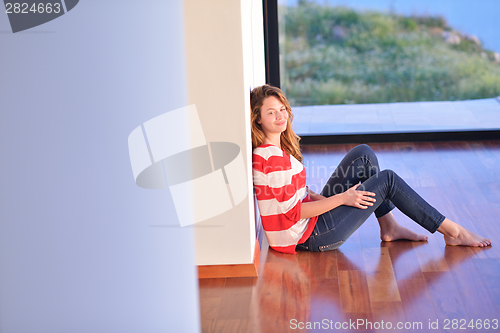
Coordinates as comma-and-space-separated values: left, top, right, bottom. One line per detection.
341, 183, 376, 209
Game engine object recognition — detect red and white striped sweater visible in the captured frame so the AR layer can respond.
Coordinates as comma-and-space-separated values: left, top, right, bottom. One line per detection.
252, 144, 318, 254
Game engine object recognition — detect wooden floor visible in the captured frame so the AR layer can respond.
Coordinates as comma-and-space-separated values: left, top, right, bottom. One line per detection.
199, 141, 500, 333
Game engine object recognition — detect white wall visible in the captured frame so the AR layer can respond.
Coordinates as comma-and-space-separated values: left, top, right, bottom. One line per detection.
0, 1, 200, 332
184, 0, 266, 265
242, 0, 268, 253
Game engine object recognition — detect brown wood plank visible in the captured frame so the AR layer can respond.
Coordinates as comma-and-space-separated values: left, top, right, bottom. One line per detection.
395, 142, 436, 188
199, 141, 500, 333
477, 140, 500, 183
337, 231, 365, 271
199, 278, 226, 298
397, 278, 440, 332
385, 241, 424, 280
453, 179, 489, 206
200, 297, 221, 333
476, 181, 500, 208
280, 265, 311, 324
341, 312, 375, 333
444, 246, 500, 320
306, 245, 343, 326
412, 238, 449, 272
371, 301, 409, 333
247, 262, 284, 333
339, 270, 371, 313
448, 141, 493, 182
414, 142, 457, 189
309, 250, 338, 280
363, 247, 401, 302
217, 277, 255, 320
423, 271, 471, 328
310, 278, 344, 328
212, 319, 249, 333
473, 258, 500, 311
431, 142, 474, 182
358, 216, 384, 249
376, 142, 413, 180
463, 202, 500, 258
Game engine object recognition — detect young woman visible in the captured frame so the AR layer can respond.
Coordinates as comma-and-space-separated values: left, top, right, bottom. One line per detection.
251, 84, 492, 254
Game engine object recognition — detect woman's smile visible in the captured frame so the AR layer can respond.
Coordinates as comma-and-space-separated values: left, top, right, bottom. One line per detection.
257, 95, 289, 138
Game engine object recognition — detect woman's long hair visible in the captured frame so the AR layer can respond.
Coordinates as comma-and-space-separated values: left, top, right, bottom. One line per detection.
250, 84, 303, 163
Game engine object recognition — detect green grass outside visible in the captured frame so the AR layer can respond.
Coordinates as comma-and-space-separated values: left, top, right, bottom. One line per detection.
280, 2, 500, 106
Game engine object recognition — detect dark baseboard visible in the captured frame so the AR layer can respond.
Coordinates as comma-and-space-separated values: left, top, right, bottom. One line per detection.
299, 129, 500, 145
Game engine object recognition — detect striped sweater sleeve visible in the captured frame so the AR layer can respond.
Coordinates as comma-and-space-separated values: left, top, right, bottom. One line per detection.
252, 145, 318, 254
253, 146, 305, 224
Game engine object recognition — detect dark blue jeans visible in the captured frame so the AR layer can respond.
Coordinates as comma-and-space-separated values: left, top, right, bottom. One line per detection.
296, 144, 446, 252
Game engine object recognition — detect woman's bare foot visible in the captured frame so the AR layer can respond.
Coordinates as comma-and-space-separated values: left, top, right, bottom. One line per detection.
378, 212, 428, 242
438, 218, 492, 247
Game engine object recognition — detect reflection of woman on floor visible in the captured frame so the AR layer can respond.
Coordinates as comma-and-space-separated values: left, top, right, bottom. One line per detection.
251, 84, 492, 254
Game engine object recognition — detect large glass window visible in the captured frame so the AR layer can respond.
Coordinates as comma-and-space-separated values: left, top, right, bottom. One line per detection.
279, 0, 500, 107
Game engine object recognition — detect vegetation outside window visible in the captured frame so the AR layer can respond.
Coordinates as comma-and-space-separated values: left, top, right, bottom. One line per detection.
278, 1, 500, 107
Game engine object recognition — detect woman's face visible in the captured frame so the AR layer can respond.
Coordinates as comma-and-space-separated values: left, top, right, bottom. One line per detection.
257, 96, 288, 137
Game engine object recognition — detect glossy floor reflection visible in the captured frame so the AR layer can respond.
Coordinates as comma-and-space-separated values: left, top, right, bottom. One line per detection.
199, 141, 500, 333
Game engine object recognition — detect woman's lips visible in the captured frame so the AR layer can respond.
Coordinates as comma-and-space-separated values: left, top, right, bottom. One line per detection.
276, 121, 286, 126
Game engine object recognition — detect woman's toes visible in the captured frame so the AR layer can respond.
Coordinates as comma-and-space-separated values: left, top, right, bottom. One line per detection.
416, 234, 428, 241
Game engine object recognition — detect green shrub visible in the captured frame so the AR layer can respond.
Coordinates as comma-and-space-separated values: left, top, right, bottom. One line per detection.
280, 2, 500, 105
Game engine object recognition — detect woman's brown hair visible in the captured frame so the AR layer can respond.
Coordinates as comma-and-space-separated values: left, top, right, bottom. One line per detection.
250, 84, 303, 163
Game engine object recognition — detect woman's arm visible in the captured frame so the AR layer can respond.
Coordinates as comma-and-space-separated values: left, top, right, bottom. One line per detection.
306, 187, 326, 201
300, 184, 377, 219
300, 194, 344, 219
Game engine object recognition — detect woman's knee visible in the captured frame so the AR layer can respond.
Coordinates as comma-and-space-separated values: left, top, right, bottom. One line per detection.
358, 169, 396, 191
351, 144, 373, 154
379, 169, 396, 179
350, 144, 378, 165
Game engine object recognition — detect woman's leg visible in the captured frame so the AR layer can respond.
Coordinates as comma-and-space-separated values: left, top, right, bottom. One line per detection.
320, 144, 396, 219
302, 169, 446, 252
301, 168, 491, 252
318, 144, 425, 241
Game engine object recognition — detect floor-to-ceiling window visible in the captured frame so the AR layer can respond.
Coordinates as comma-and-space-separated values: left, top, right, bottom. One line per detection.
277, 0, 500, 135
